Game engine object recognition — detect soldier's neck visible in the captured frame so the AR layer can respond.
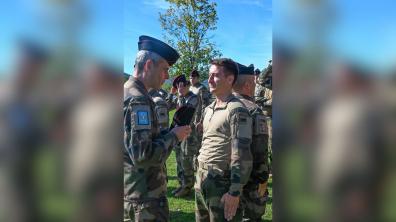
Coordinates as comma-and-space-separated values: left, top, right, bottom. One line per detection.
215, 91, 232, 106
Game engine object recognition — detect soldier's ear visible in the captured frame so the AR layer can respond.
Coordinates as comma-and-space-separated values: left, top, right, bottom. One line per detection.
144, 59, 154, 73
227, 74, 235, 86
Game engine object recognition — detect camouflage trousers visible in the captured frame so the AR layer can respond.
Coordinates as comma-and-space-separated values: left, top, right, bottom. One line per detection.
174, 144, 183, 187
266, 117, 272, 170
242, 184, 267, 221
124, 197, 169, 222
178, 135, 199, 189
194, 167, 243, 222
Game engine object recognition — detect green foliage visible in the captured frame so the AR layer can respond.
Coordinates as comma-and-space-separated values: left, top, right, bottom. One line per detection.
159, 0, 222, 80
162, 81, 172, 92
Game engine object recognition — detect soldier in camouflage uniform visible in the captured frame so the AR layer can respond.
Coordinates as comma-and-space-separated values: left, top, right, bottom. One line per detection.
255, 61, 272, 169
255, 61, 272, 117
190, 69, 211, 109
167, 74, 202, 197
123, 35, 191, 222
235, 63, 270, 221
189, 69, 211, 170
195, 58, 253, 222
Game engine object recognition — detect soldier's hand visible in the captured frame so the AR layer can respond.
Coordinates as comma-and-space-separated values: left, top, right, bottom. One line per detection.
171, 125, 191, 141
221, 193, 240, 221
171, 86, 177, 94
258, 182, 267, 197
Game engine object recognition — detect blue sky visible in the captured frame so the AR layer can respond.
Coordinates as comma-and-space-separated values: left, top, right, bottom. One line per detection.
274, 0, 396, 73
0, 0, 123, 75
3, 0, 396, 76
124, 0, 273, 74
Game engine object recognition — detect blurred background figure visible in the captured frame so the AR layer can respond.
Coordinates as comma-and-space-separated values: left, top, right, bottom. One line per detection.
315, 64, 385, 222
0, 39, 50, 222
67, 62, 123, 222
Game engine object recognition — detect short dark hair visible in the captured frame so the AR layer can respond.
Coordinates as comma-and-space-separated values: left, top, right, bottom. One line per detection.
210, 58, 238, 85
190, 69, 200, 77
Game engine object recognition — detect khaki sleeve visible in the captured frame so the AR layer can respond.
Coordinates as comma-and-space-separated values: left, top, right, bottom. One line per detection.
228, 107, 253, 196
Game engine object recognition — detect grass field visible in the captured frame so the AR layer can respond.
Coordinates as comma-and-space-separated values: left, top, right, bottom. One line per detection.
166, 151, 273, 221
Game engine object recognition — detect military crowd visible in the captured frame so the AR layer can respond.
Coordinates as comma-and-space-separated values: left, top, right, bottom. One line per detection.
123, 35, 272, 222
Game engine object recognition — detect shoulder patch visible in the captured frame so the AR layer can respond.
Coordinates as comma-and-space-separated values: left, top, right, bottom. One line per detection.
254, 114, 268, 135
137, 111, 149, 125
231, 109, 252, 139
132, 104, 152, 130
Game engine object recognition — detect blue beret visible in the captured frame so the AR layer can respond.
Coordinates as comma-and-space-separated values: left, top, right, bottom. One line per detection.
172, 74, 189, 88
138, 35, 180, 66
236, 63, 255, 75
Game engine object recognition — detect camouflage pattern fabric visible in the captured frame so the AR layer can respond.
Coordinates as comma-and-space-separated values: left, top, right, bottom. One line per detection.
195, 167, 243, 222
195, 94, 253, 221
234, 93, 270, 221
123, 79, 179, 222
168, 91, 202, 191
149, 89, 170, 131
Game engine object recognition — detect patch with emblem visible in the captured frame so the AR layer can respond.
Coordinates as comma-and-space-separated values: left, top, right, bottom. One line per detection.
254, 115, 268, 135
235, 112, 252, 139
137, 111, 149, 125
156, 107, 169, 124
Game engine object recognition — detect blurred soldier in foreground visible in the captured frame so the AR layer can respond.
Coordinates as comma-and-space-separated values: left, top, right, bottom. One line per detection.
168, 75, 202, 197
0, 39, 49, 222
195, 58, 253, 222
123, 35, 191, 222
234, 63, 270, 221
67, 62, 123, 222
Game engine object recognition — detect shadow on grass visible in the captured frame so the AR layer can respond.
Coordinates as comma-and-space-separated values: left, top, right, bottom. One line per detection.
170, 210, 195, 222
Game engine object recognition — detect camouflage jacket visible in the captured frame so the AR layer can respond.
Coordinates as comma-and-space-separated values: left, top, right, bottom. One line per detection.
190, 82, 211, 108
234, 93, 270, 185
123, 78, 179, 201
198, 94, 253, 196
148, 89, 169, 131
254, 85, 272, 116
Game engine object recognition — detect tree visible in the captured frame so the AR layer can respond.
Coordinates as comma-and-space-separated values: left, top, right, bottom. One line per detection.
159, 0, 221, 80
